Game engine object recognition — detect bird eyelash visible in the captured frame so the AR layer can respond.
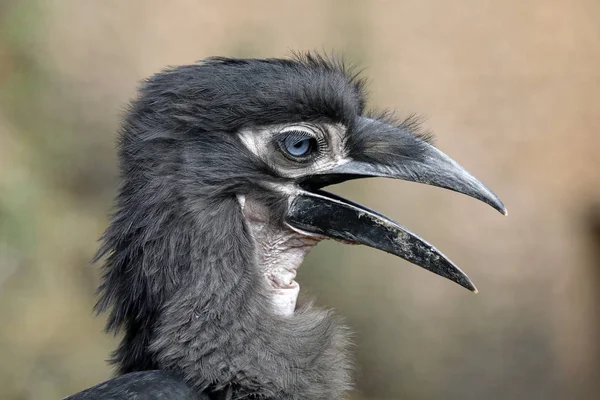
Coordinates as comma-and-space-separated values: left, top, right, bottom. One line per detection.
277, 129, 314, 143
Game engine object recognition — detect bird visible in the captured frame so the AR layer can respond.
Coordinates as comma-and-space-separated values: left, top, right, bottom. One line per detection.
65, 54, 506, 400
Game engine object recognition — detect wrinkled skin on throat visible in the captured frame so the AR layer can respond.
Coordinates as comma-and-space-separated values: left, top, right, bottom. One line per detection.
237, 194, 322, 316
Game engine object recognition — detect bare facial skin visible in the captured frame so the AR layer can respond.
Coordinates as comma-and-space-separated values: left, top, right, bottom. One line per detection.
236, 123, 348, 316
237, 194, 322, 316
238, 122, 349, 179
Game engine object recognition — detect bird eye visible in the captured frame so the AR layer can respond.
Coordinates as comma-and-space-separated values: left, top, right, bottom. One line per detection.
279, 131, 317, 159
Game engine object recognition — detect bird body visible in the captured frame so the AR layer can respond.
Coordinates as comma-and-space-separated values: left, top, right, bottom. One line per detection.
65, 371, 204, 399
67, 54, 505, 399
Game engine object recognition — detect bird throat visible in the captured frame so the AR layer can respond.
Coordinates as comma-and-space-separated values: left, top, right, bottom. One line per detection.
237, 194, 322, 316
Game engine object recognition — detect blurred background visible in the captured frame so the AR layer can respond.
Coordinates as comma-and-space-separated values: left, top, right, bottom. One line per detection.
1, 1, 599, 399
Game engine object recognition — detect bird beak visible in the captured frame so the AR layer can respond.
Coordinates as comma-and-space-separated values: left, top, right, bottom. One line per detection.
284, 117, 506, 292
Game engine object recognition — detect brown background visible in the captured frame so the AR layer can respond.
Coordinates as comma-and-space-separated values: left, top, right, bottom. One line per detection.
1, 1, 599, 399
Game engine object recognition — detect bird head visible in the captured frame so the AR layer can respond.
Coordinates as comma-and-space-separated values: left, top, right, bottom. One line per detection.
111, 54, 505, 318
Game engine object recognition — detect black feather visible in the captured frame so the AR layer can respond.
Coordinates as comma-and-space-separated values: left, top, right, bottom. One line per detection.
65, 371, 206, 400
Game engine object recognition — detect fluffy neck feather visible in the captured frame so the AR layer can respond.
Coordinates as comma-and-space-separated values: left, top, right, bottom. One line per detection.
96, 187, 352, 399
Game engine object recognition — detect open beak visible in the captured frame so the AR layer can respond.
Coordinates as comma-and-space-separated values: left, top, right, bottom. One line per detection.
284, 117, 506, 292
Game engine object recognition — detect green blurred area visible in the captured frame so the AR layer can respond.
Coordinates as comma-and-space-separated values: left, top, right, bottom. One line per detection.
1, 1, 599, 399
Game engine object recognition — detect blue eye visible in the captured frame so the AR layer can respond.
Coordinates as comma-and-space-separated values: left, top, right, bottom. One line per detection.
281, 132, 317, 158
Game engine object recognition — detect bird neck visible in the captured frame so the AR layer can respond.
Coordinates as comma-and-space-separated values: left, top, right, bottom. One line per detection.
97, 190, 352, 399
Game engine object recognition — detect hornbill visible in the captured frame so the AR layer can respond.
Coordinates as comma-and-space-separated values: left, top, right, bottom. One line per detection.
66, 54, 505, 400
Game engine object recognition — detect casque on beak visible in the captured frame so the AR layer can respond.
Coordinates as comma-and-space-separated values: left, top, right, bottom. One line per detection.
284, 117, 506, 292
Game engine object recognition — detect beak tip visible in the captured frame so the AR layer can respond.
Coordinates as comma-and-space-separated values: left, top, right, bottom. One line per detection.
492, 197, 507, 215
488, 197, 507, 216
457, 274, 478, 293
462, 280, 478, 293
